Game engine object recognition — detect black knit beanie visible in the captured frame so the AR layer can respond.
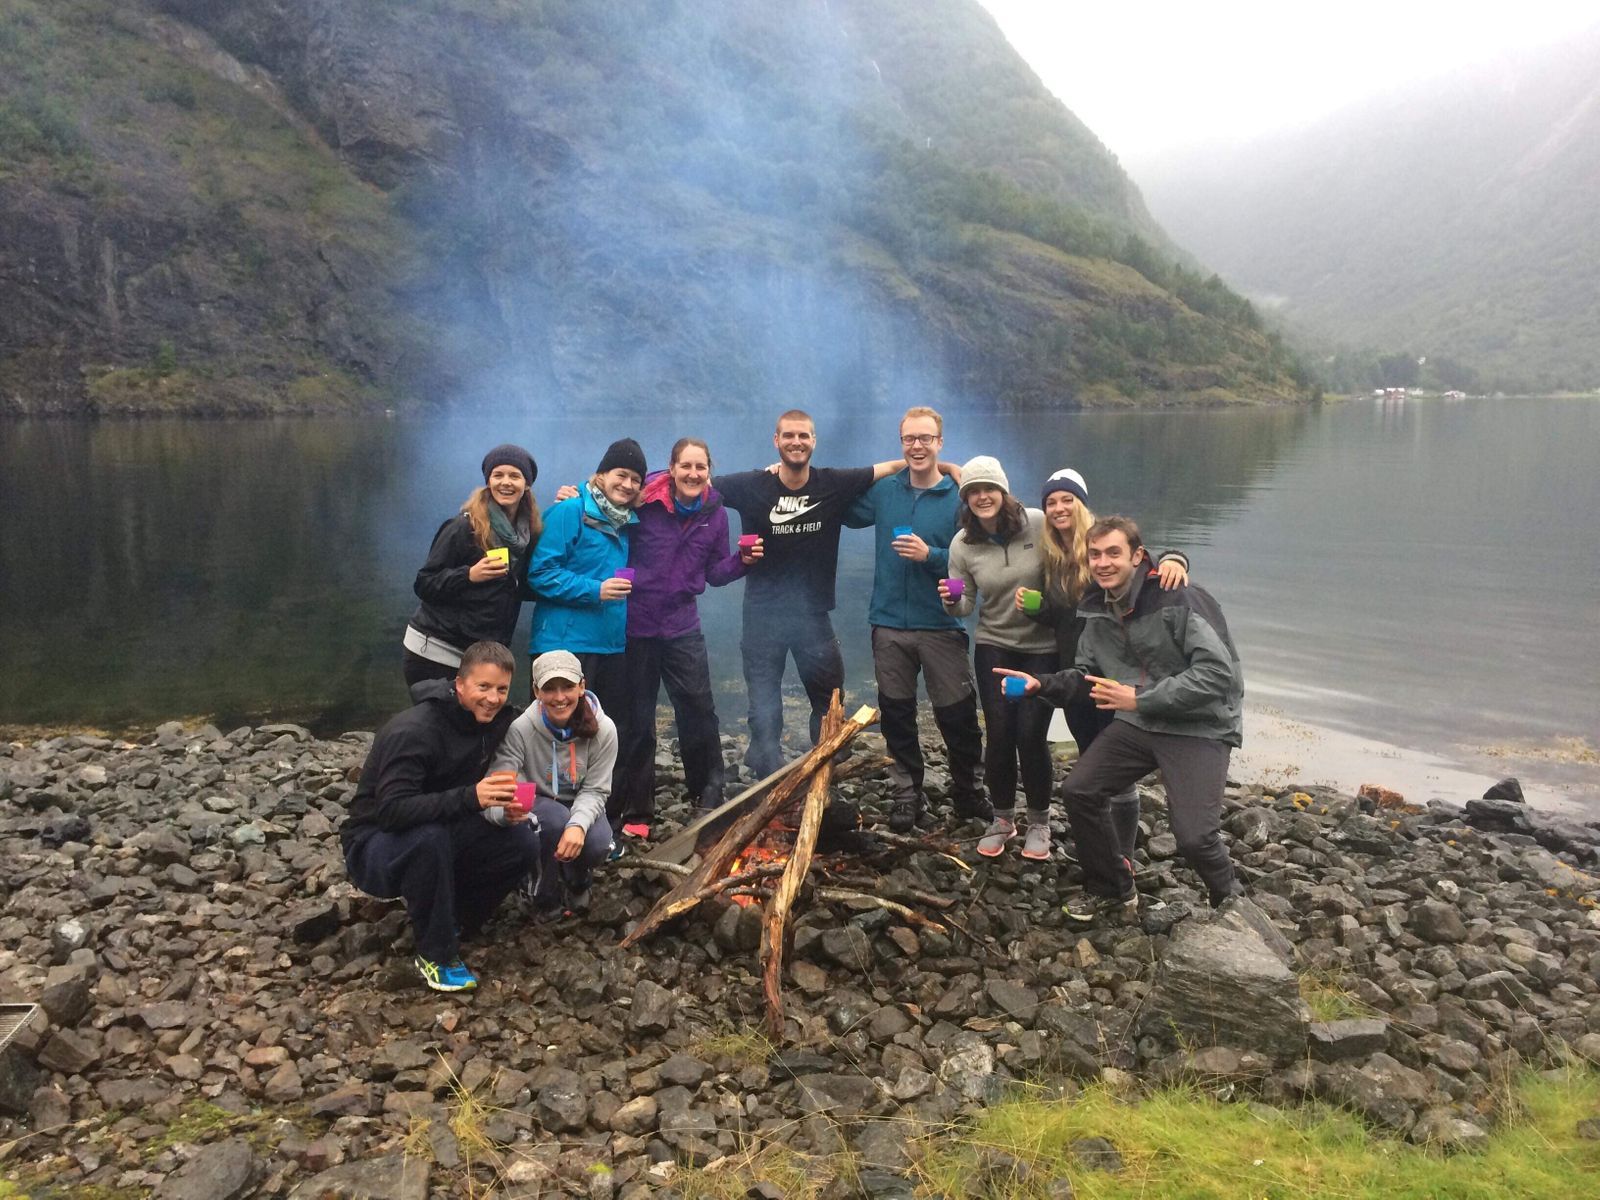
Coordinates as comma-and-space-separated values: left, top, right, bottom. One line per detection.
596, 437, 647, 478
481, 443, 537, 486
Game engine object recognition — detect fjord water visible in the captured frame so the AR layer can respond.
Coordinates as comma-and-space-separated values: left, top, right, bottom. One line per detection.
1, 397, 1595, 809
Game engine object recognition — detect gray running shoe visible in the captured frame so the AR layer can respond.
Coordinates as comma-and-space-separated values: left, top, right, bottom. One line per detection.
1021, 822, 1051, 860
976, 815, 1016, 857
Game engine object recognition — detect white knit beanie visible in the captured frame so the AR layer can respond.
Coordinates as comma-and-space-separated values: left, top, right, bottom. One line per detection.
958, 455, 1010, 497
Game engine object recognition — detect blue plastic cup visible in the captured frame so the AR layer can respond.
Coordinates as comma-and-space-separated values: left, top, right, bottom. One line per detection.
892, 525, 914, 539
1002, 676, 1027, 699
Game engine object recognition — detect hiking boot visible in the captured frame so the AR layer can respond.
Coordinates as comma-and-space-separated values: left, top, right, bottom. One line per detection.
1020, 821, 1052, 861
620, 820, 651, 840
950, 792, 995, 823
1061, 892, 1139, 925
976, 815, 1016, 857
605, 839, 626, 863
888, 791, 924, 833
415, 955, 478, 992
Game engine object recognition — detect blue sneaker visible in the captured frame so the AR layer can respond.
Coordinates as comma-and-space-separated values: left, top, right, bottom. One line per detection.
415, 955, 477, 992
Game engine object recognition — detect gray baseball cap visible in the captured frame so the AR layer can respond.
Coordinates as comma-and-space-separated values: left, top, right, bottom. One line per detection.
530, 650, 583, 689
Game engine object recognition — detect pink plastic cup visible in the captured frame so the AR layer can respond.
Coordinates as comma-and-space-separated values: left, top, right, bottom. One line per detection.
514, 782, 537, 813
738, 534, 760, 550
613, 567, 636, 583
942, 577, 965, 601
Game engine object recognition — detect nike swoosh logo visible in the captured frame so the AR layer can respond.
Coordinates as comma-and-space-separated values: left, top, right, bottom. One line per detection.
768, 501, 825, 524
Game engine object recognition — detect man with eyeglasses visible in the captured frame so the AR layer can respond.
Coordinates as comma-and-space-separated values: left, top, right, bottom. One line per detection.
715, 410, 908, 778
844, 407, 992, 831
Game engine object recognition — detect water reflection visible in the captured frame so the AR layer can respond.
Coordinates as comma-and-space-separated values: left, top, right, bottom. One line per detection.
2, 399, 1594, 796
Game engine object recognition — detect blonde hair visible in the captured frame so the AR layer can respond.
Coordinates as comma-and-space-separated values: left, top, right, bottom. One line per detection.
899, 406, 942, 435
461, 485, 542, 553
1040, 495, 1096, 606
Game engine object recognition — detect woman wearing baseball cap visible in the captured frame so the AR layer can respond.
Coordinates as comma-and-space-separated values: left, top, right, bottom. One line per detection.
487, 650, 619, 920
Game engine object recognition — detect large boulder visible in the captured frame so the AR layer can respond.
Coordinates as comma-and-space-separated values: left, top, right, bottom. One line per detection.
1138, 898, 1310, 1062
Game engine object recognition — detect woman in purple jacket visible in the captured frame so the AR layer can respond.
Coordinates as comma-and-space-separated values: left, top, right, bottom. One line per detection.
613, 437, 761, 837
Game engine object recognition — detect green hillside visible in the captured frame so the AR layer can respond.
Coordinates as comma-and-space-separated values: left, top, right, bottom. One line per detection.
1140, 26, 1600, 394
0, 0, 1310, 414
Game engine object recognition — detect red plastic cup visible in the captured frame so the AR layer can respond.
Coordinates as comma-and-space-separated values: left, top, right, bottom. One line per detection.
613, 567, 636, 583
738, 534, 760, 549
942, 577, 965, 601
514, 782, 537, 813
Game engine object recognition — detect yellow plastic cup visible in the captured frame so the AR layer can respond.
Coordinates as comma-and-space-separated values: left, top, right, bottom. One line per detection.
486, 547, 510, 566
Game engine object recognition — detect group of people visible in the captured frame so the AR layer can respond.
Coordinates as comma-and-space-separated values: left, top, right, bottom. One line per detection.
341, 408, 1246, 992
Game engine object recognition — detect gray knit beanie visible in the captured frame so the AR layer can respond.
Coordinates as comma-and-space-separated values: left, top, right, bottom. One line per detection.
958, 455, 1010, 497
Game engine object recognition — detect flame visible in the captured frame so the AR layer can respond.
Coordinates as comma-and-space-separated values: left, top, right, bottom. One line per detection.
725, 837, 791, 907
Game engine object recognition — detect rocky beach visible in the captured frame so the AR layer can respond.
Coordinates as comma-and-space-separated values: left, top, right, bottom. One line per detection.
3, 721, 1600, 1198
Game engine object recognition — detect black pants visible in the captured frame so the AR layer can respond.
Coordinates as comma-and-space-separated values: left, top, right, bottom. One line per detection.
613, 633, 726, 821
1061, 720, 1238, 904
403, 650, 458, 694
973, 643, 1058, 814
344, 816, 540, 963
1061, 688, 1140, 857
740, 609, 844, 779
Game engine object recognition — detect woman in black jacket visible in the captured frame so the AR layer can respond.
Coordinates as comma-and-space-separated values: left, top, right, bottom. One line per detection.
402, 444, 543, 691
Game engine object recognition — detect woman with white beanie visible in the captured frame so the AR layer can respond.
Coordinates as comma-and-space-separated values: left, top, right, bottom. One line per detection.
940, 456, 1058, 858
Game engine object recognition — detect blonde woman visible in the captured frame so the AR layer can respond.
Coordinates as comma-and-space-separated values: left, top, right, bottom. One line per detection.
404, 444, 542, 691
1025, 468, 1188, 865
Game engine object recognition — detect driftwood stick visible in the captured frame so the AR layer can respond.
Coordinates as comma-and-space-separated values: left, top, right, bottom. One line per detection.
761, 692, 843, 1037
814, 887, 948, 932
615, 860, 693, 877
618, 702, 877, 948
830, 754, 893, 783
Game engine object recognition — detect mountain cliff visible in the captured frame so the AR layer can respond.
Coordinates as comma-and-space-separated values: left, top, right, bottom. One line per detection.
0, 0, 1309, 414
1139, 26, 1600, 393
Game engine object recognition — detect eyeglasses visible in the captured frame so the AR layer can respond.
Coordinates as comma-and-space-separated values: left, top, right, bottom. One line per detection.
899, 434, 939, 447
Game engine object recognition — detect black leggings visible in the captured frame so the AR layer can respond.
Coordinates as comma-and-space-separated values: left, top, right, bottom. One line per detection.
403, 650, 458, 694
973, 643, 1058, 815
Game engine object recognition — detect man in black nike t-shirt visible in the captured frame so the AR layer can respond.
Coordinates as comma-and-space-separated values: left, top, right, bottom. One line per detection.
716, 410, 904, 777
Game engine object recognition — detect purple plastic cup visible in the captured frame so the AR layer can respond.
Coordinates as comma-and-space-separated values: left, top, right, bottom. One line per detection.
1002, 676, 1027, 699
614, 567, 636, 583
942, 577, 965, 602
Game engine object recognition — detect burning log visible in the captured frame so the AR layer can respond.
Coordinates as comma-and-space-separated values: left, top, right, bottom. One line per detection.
761, 693, 844, 1035
617, 699, 878, 949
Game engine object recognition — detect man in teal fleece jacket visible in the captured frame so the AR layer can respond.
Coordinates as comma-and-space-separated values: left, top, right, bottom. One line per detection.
845, 407, 991, 832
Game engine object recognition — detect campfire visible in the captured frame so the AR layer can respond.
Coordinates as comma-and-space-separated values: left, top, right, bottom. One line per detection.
619, 693, 960, 1036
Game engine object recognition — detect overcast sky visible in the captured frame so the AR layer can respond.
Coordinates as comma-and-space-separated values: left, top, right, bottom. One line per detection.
977, 0, 1599, 169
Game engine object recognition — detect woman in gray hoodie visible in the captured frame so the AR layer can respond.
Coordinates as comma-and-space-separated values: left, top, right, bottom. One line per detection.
488, 650, 618, 917
941, 456, 1058, 858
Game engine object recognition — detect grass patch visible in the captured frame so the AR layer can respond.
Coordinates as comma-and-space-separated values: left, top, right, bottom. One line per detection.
1299, 969, 1374, 1023
674, 1142, 849, 1200
687, 1025, 777, 1069
914, 1067, 1600, 1198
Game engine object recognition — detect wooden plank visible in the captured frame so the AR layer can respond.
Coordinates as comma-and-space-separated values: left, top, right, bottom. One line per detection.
643, 759, 806, 867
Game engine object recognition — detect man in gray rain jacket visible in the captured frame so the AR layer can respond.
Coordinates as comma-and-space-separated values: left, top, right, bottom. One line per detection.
993, 515, 1245, 916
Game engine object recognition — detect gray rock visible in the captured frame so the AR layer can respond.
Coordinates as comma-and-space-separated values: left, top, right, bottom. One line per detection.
1069, 1136, 1123, 1172
820, 925, 875, 970
630, 980, 676, 1035
1462, 971, 1530, 1006
1139, 907, 1310, 1061
97, 1077, 169, 1109
40, 978, 93, 1027
37, 1029, 99, 1075
154, 1138, 260, 1200
1410, 1109, 1489, 1150
609, 1094, 658, 1135
290, 1153, 428, 1199
51, 918, 91, 958
657, 1054, 712, 1088
1309, 1019, 1390, 1062
0, 1047, 42, 1116
1410, 901, 1468, 945
536, 1069, 589, 1132
1465, 797, 1532, 834
985, 978, 1040, 1023
937, 1034, 996, 1101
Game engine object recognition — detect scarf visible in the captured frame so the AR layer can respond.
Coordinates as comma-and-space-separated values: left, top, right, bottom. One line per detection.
587, 480, 634, 530
487, 501, 531, 552
673, 491, 705, 517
